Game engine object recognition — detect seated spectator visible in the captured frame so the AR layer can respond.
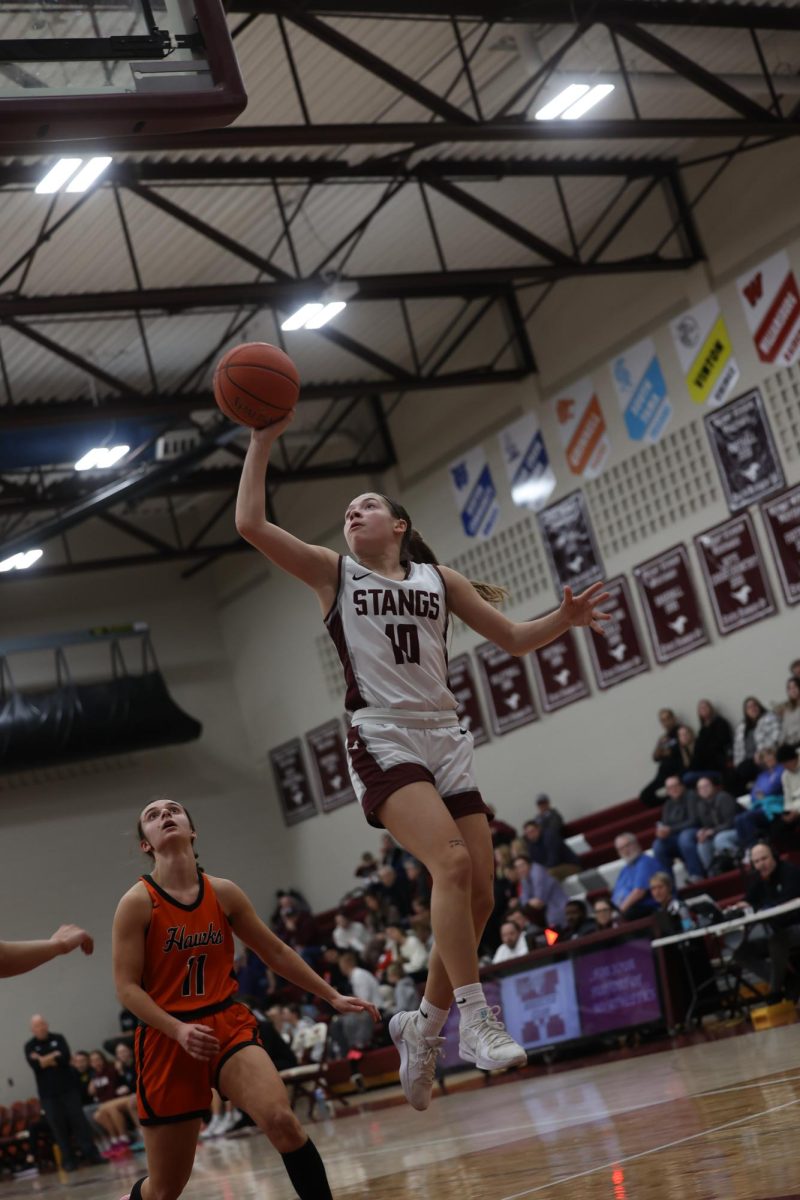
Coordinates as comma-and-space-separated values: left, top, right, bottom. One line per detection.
779, 677, 800, 750
640, 708, 682, 807
333, 912, 368, 955
486, 805, 517, 847
281, 905, 321, 968
735, 746, 785, 849
511, 854, 569, 930
649, 871, 691, 933
557, 899, 597, 941
317, 946, 350, 993
88, 1050, 133, 1157
485, 845, 518, 951
384, 924, 429, 981
688, 775, 741, 874
379, 833, 404, 871
651, 776, 703, 880
535, 793, 564, 835
683, 699, 732, 785
72, 1050, 93, 1106
354, 852, 378, 880
331, 952, 383, 1057
732, 697, 782, 792
611, 833, 662, 920
492, 919, 531, 963
383, 962, 420, 1015
735, 842, 800, 996
281, 1003, 326, 1063
522, 818, 580, 881
363, 887, 399, 931
778, 744, 800, 824
376, 865, 412, 918
592, 899, 618, 931
403, 859, 432, 908
675, 724, 696, 774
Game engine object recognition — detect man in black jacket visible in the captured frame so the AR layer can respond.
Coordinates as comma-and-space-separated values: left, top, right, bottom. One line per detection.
737, 843, 800, 995
24, 1016, 107, 1172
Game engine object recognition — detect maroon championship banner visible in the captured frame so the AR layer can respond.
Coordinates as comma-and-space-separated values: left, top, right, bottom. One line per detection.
447, 653, 490, 746
584, 576, 649, 690
529, 626, 590, 713
474, 642, 538, 736
537, 489, 604, 596
704, 388, 785, 513
761, 484, 800, 606
305, 718, 356, 813
694, 513, 777, 636
269, 738, 318, 826
633, 544, 710, 665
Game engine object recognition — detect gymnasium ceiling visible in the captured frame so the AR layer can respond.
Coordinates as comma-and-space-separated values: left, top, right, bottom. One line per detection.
1, 0, 800, 579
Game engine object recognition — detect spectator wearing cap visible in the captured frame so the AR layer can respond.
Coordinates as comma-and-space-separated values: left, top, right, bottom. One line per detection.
535, 794, 564, 836
511, 854, 569, 930
522, 819, 580, 881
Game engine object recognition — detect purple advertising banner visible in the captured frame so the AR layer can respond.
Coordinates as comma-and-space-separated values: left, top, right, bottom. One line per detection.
530, 626, 591, 713
305, 718, 356, 813
761, 483, 800, 606
475, 641, 538, 736
447, 653, 490, 746
537, 489, 604, 596
573, 939, 661, 1037
584, 575, 649, 690
499, 958, 581, 1049
694, 512, 777, 636
633, 544, 710, 664
269, 738, 318, 827
704, 388, 785, 513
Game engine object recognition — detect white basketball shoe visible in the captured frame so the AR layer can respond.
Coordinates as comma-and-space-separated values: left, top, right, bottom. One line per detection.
389, 1010, 445, 1111
458, 1005, 527, 1071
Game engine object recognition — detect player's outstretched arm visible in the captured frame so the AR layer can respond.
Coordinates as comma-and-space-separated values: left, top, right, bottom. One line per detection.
235, 416, 339, 598
112, 885, 221, 1062
440, 566, 611, 656
0, 925, 94, 979
215, 878, 381, 1022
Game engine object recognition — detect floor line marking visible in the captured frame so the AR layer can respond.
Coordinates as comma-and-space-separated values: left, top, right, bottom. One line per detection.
498, 1096, 800, 1199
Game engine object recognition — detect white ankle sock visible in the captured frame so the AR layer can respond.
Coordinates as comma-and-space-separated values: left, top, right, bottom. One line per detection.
453, 982, 487, 1022
415, 999, 449, 1038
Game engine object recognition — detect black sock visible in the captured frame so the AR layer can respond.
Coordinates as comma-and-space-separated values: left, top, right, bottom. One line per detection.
130, 1178, 147, 1200
281, 1138, 332, 1200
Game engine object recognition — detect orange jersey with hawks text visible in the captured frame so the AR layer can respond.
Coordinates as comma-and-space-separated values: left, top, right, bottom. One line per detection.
139, 872, 238, 1013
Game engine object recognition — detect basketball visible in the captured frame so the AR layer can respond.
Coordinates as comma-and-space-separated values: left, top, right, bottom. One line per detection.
213, 342, 300, 429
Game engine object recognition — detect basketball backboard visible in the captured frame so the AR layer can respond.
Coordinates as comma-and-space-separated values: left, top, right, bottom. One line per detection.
0, 0, 246, 142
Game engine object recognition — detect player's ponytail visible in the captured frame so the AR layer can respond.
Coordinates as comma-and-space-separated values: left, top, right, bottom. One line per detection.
381, 495, 508, 606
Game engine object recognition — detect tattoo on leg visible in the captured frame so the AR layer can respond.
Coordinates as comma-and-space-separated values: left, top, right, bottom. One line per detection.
448, 838, 465, 848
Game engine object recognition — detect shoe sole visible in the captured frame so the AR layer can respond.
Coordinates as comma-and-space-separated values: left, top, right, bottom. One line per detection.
459, 1044, 527, 1071
389, 1013, 431, 1112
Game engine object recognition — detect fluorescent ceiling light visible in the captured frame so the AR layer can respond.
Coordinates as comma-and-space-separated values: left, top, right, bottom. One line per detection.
65, 156, 113, 193
561, 83, 615, 119
534, 84, 589, 121
74, 444, 130, 472
0, 548, 43, 572
35, 158, 83, 194
281, 301, 347, 331
304, 301, 347, 329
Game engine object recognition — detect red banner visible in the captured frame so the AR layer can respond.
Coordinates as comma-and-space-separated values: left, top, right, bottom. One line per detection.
448, 653, 490, 746
529, 627, 590, 713
694, 513, 777, 636
584, 576, 649, 690
269, 738, 318, 827
306, 719, 356, 813
633, 544, 709, 664
761, 484, 800, 606
475, 642, 538, 736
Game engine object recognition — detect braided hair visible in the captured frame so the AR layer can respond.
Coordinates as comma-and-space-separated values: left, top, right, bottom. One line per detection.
380, 495, 508, 605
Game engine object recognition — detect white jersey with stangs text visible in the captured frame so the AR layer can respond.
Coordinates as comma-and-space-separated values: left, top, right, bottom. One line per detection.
325, 555, 456, 714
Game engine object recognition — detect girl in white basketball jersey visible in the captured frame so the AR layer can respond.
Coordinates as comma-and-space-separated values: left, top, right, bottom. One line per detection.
236, 416, 610, 1110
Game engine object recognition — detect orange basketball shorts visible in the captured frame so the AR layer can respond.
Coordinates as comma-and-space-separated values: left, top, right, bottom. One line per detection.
135, 1000, 263, 1125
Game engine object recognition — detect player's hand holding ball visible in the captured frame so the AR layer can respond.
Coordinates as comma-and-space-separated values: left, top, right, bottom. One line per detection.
50, 924, 94, 957
329, 993, 382, 1022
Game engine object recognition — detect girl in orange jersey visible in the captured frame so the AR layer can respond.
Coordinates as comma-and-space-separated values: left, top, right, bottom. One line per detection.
112, 797, 379, 1200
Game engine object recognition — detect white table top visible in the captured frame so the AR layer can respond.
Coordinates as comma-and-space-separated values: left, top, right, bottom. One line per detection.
651, 897, 800, 948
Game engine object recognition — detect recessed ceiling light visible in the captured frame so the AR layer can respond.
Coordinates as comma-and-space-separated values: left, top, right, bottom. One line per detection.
281, 301, 347, 331
0, 548, 43, 572
561, 83, 616, 119
65, 156, 113, 193
35, 158, 83, 194
74, 445, 130, 471
534, 84, 590, 121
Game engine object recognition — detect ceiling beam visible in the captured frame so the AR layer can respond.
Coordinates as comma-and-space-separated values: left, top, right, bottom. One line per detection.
2, 115, 798, 157
0, 368, 530, 430
224, 2, 800, 29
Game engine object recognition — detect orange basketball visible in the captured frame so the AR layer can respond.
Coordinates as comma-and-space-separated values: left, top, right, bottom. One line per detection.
213, 342, 300, 428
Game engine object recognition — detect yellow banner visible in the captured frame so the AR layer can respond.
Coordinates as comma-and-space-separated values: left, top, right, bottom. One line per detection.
686, 314, 733, 405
